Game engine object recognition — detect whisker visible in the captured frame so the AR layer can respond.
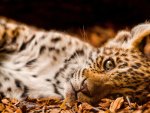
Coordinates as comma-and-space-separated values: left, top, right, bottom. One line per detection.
79, 26, 89, 43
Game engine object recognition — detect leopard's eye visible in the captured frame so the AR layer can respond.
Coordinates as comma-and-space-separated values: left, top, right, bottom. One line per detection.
103, 58, 115, 71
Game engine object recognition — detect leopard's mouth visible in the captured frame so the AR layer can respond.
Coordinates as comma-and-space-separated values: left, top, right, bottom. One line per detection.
70, 78, 92, 98
80, 80, 92, 97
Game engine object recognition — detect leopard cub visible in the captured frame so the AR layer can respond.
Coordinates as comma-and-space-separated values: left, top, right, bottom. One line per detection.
0, 17, 149, 105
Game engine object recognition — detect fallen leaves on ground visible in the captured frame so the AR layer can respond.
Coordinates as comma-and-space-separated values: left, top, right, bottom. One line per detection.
1, 97, 150, 113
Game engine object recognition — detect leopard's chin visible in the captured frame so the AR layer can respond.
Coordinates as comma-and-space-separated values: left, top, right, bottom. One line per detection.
77, 91, 105, 104
77, 80, 112, 104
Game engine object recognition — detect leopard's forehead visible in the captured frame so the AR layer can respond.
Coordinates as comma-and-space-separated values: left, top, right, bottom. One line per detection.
96, 47, 143, 61
89, 46, 149, 73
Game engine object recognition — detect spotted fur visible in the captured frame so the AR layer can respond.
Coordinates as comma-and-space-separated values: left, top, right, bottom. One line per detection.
0, 17, 93, 99
0, 17, 150, 105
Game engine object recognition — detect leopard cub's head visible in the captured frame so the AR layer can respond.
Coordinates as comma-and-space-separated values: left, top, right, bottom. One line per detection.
66, 23, 150, 104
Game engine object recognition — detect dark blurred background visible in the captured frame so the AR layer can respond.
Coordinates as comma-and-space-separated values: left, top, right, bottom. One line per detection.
0, 0, 149, 30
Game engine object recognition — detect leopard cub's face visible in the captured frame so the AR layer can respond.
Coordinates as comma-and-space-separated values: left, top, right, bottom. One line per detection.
79, 47, 149, 103
66, 23, 150, 104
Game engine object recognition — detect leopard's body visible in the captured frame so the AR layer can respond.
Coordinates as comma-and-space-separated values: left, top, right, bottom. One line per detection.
0, 17, 150, 104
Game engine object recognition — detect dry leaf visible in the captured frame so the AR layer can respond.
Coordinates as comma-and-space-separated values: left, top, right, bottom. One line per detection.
99, 98, 112, 109
15, 108, 22, 113
61, 110, 74, 113
0, 103, 5, 111
109, 97, 124, 112
80, 103, 93, 110
2, 99, 9, 105
132, 110, 142, 113
49, 109, 61, 113
143, 109, 150, 113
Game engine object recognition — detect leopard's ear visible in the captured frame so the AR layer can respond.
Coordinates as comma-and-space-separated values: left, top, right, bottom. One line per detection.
105, 30, 132, 48
130, 23, 150, 57
106, 23, 150, 57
